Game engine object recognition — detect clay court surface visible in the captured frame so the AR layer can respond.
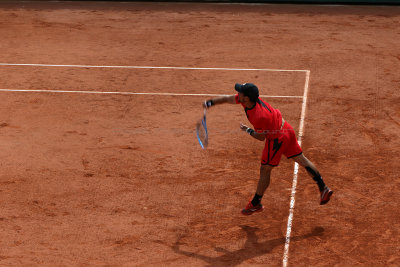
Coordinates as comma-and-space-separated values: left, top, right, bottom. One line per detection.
0, 1, 399, 266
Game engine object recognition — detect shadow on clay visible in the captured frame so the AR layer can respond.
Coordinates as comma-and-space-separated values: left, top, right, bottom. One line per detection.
172, 225, 324, 267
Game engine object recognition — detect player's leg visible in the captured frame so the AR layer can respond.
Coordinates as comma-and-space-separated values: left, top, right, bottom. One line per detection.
291, 153, 324, 190
256, 164, 273, 196
282, 121, 333, 205
291, 153, 333, 205
241, 165, 273, 216
242, 138, 281, 216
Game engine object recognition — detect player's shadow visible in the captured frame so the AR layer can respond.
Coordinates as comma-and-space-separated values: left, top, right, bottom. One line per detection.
172, 225, 324, 267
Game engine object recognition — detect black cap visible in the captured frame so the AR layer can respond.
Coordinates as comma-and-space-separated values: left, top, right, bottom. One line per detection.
235, 83, 259, 102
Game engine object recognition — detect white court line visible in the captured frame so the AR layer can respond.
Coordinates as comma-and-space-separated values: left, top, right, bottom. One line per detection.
0, 62, 309, 72
282, 70, 311, 267
0, 89, 303, 98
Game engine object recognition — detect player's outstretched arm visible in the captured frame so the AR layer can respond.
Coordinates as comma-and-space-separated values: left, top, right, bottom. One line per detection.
203, 95, 236, 109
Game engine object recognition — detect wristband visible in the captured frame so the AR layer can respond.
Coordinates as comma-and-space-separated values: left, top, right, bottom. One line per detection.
205, 100, 214, 108
246, 128, 255, 136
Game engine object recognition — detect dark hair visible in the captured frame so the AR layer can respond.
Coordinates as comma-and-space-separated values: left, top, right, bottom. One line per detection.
235, 83, 259, 103
248, 94, 259, 103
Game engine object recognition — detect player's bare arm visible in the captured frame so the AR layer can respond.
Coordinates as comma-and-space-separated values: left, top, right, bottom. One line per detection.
240, 123, 266, 141
203, 95, 236, 108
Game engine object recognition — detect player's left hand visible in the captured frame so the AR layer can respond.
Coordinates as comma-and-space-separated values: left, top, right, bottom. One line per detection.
240, 123, 249, 131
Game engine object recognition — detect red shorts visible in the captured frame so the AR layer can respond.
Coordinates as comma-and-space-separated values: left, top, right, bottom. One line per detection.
261, 121, 302, 166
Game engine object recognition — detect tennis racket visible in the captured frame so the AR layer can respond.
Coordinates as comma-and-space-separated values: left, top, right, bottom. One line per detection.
196, 109, 208, 149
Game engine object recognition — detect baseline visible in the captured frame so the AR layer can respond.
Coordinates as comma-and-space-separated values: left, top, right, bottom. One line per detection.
0, 62, 309, 73
0, 88, 303, 98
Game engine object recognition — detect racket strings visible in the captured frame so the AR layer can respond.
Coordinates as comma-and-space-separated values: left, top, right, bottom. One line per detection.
196, 116, 208, 149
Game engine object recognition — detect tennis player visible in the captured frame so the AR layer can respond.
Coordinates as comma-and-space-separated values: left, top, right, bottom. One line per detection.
203, 83, 333, 215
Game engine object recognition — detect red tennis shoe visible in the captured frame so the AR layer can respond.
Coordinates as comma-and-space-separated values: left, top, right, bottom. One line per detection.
320, 186, 333, 205
241, 201, 264, 216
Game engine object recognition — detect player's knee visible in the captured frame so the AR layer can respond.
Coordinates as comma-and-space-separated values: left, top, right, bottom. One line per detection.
292, 153, 308, 165
260, 164, 273, 173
